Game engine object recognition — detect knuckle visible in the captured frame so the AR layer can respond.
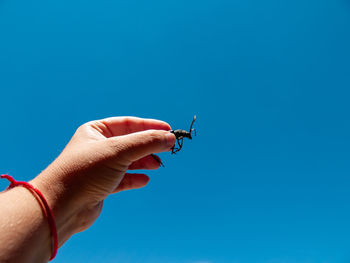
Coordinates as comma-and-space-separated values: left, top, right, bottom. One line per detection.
83, 120, 96, 127
122, 117, 132, 134
121, 117, 132, 125
77, 121, 95, 132
73, 122, 91, 136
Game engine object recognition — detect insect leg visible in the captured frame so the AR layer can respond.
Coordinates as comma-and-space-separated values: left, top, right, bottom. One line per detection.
171, 146, 177, 154
171, 141, 179, 154
178, 138, 184, 150
171, 138, 183, 154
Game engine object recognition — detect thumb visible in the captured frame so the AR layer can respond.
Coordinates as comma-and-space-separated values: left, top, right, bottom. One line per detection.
107, 129, 176, 164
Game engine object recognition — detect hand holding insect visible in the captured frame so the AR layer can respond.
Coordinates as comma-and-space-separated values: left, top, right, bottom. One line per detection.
151, 115, 197, 166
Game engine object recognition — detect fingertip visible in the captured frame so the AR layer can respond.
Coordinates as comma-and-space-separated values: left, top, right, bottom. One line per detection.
134, 173, 150, 189
134, 173, 150, 185
150, 154, 164, 168
113, 173, 150, 193
128, 154, 163, 170
154, 120, 172, 131
166, 132, 176, 149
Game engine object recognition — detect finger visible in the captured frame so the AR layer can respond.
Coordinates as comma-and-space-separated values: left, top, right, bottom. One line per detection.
107, 129, 176, 164
128, 154, 162, 170
97, 117, 171, 137
150, 154, 164, 167
113, 173, 150, 193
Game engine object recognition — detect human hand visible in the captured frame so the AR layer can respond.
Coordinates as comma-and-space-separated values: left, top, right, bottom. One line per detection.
31, 117, 176, 245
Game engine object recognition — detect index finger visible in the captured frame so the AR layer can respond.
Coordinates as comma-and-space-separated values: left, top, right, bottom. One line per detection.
98, 116, 171, 137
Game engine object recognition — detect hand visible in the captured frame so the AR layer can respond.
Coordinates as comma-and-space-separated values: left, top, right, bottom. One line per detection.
31, 117, 176, 245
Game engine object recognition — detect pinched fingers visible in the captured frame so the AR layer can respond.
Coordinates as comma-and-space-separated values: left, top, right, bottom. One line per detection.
106, 129, 176, 165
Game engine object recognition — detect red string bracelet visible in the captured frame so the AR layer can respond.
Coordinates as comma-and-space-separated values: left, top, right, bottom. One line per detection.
1, 174, 58, 261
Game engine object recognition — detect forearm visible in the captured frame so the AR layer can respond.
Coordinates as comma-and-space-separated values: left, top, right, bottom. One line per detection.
0, 186, 52, 263
0, 169, 82, 263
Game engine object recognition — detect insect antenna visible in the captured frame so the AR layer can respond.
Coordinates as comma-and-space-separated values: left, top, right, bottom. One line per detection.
189, 115, 197, 136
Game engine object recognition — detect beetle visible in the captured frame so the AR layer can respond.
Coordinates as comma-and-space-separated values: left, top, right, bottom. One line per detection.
150, 115, 197, 166
170, 115, 197, 154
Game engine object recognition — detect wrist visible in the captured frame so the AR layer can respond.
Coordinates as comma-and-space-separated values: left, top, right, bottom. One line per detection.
30, 169, 84, 247
30, 163, 102, 247
0, 186, 52, 263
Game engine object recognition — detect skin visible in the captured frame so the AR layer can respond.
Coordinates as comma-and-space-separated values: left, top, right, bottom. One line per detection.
0, 116, 176, 263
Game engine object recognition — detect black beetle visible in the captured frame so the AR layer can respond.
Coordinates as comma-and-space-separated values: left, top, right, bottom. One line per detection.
150, 115, 197, 166
170, 115, 197, 154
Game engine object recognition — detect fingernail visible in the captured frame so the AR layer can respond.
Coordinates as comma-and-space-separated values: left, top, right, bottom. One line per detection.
166, 133, 176, 149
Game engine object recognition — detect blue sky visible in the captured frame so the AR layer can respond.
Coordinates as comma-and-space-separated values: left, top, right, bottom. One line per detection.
1, 0, 350, 262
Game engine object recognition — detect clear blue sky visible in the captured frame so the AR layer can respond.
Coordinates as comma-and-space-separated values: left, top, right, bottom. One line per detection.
1, 0, 350, 262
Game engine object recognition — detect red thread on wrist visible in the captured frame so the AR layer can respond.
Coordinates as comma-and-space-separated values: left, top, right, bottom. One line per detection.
1, 174, 58, 261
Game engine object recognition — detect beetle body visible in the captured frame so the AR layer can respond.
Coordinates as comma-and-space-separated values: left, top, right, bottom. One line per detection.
170, 129, 193, 140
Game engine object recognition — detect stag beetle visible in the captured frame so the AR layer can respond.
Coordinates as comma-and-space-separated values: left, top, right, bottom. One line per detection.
170, 115, 197, 154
